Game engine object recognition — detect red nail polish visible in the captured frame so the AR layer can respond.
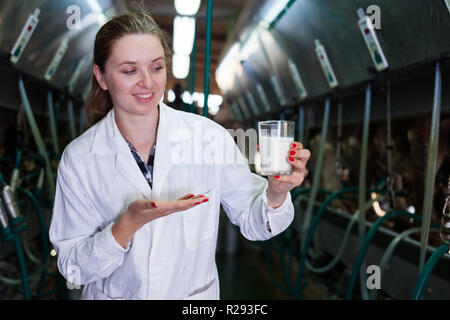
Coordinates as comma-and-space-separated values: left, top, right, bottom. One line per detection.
275, 175, 280, 179
289, 156, 294, 162
289, 151, 296, 156
195, 202, 201, 205
152, 202, 158, 208
187, 194, 194, 198
202, 199, 209, 203
291, 143, 296, 149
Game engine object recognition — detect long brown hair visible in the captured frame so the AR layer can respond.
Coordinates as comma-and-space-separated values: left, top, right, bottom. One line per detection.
86, 11, 172, 126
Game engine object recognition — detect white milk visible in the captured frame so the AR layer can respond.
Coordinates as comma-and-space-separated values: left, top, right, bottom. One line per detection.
259, 136, 294, 175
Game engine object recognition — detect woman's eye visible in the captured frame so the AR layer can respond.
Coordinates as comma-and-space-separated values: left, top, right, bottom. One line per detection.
152, 66, 164, 72
123, 70, 135, 74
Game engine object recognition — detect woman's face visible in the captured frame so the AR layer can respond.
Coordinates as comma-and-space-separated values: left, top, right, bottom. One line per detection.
93, 33, 167, 117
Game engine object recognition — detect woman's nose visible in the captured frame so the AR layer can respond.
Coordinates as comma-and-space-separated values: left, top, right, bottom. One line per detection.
138, 70, 153, 89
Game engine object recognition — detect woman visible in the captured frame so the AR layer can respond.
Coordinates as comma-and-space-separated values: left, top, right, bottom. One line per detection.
49, 12, 310, 300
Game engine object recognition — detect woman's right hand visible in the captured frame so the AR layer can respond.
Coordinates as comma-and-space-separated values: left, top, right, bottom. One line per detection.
125, 193, 209, 228
112, 193, 209, 248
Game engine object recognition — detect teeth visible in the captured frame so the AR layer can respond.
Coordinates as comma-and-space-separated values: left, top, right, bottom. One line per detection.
136, 93, 153, 99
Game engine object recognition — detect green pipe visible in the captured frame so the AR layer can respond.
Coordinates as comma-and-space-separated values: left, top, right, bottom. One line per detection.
47, 90, 59, 156
345, 210, 439, 300
370, 227, 440, 300
17, 186, 49, 297
202, 0, 213, 118
412, 242, 449, 300
12, 235, 31, 300
305, 198, 376, 274
264, 189, 311, 295
264, 237, 292, 294
189, 20, 197, 114
14, 150, 22, 169
267, 188, 357, 295
295, 186, 385, 298
302, 98, 330, 242
21, 231, 41, 265
419, 61, 442, 274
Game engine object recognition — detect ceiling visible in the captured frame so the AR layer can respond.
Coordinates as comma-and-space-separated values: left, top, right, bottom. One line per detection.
123, 0, 248, 123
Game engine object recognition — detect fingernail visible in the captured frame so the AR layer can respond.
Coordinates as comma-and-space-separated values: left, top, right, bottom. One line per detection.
275, 175, 280, 179
289, 150, 296, 156
187, 194, 194, 198
152, 202, 158, 208
289, 156, 294, 162
291, 143, 296, 149
195, 202, 201, 205
202, 198, 209, 203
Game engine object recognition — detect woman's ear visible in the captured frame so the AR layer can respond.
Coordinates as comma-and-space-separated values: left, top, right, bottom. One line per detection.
93, 65, 108, 90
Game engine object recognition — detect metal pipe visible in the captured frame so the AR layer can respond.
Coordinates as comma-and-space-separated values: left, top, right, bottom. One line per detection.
67, 99, 77, 140
336, 100, 342, 160
359, 83, 372, 244
268, 0, 297, 30
257, 31, 286, 107
301, 98, 330, 241
386, 80, 392, 177
202, 0, 213, 118
358, 82, 372, 299
79, 106, 85, 135
297, 105, 304, 143
18, 77, 55, 198
47, 90, 59, 156
419, 61, 442, 274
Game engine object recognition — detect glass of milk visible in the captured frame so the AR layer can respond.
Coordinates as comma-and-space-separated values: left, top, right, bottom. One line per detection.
258, 120, 295, 176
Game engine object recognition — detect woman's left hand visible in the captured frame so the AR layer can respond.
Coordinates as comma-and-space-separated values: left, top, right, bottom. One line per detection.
266, 141, 311, 208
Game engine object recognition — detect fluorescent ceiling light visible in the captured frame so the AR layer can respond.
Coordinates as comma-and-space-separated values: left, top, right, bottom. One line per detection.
262, 0, 289, 24
182, 91, 193, 104
172, 54, 190, 79
173, 16, 196, 55
182, 91, 223, 115
167, 89, 175, 102
197, 93, 223, 108
215, 43, 240, 92
87, 0, 102, 12
174, 0, 201, 16
97, 12, 107, 26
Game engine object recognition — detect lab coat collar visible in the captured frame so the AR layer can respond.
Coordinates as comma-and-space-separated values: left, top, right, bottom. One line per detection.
90, 102, 173, 199
90, 108, 120, 155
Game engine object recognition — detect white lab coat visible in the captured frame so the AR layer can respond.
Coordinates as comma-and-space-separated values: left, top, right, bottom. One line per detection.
49, 102, 294, 300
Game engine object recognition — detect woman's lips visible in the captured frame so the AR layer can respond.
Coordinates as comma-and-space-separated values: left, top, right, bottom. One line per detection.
133, 93, 154, 103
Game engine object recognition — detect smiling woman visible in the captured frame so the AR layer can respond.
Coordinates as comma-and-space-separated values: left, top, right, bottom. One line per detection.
93, 34, 166, 117
87, 12, 173, 126
48, 10, 309, 301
